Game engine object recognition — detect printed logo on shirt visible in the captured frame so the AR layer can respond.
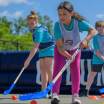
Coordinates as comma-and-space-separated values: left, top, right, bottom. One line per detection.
65, 40, 73, 45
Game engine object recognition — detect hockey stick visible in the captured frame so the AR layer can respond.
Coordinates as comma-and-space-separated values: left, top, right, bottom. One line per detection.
19, 48, 80, 101
3, 67, 25, 95
99, 88, 104, 93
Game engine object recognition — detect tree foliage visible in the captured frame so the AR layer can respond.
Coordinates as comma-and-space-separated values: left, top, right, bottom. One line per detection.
37, 13, 54, 35
13, 17, 29, 35
0, 13, 54, 51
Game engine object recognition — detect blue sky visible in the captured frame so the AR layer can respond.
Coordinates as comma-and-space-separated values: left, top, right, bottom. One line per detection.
0, 0, 104, 46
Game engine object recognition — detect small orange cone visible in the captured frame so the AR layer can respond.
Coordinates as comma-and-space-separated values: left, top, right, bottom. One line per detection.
89, 96, 99, 100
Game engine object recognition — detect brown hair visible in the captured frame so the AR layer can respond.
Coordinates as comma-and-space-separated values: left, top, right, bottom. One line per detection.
95, 20, 104, 30
58, 1, 88, 22
27, 10, 38, 21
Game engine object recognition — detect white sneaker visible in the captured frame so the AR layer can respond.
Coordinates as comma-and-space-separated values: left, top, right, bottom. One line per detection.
45, 94, 49, 98
72, 93, 81, 104
51, 92, 60, 104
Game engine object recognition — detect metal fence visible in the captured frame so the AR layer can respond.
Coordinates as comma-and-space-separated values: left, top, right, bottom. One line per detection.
0, 39, 34, 51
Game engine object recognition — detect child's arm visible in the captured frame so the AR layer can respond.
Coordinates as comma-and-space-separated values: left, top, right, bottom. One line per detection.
55, 38, 72, 60
79, 26, 96, 49
85, 26, 96, 41
95, 50, 104, 61
24, 43, 40, 68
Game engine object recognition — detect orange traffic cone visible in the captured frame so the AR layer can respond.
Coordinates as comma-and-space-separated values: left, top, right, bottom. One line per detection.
89, 96, 99, 100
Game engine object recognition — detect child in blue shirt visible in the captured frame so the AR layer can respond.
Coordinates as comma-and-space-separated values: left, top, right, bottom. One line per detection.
24, 10, 55, 98
79, 20, 104, 97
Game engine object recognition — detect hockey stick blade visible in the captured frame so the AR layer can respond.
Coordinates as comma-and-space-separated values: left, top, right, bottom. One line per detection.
99, 88, 104, 93
3, 67, 25, 95
19, 81, 55, 100
3, 83, 15, 95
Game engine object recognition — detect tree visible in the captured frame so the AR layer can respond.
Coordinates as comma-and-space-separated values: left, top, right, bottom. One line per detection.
0, 16, 13, 34
13, 17, 29, 35
43, 15, 53, 35
37, 13, 54, 35
0, 22, 10, 38
37, 13, 45, 25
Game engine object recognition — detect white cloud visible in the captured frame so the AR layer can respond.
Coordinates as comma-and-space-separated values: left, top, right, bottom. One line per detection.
13, 11, 23, 17
0, 0, 34, 6
34, 2, 40, 6
34, 7, 38, 10
0, 10, 23, 18
0, 10, 12, 17
96, 14, 104, 18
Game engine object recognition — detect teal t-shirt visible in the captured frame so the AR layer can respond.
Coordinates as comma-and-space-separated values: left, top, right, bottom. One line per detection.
33, 23, 52, 43
54, 17, 90, 39
32, 23, 55, 57
92, 33, 104, 64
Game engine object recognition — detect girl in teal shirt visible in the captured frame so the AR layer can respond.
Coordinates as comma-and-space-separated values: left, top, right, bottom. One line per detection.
79, 20, 104, 97
24, 10, 55, 98
51, 1, 95, 104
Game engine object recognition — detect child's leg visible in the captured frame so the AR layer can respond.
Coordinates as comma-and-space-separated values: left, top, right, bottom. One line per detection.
86, 72, 97, 90
67, 49, 81, 104
79, 64, 103, 97
79, 72, 97, 97
44, 57, 54, 84
44, 57, 54, 98
52, 45, 66, 94
85, 64, 103, 90
68, 49, 81, 95
40, 58, 48, 91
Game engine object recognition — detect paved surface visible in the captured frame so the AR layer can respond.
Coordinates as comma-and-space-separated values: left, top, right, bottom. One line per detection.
0, 94, 104, 104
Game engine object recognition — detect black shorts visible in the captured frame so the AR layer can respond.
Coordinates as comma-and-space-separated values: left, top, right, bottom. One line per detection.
92, 64, 103, 72
39, 56, 54, 59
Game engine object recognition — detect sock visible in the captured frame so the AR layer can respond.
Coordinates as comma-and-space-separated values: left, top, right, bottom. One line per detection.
85, 89, 89, 95
85, 89, 88, 91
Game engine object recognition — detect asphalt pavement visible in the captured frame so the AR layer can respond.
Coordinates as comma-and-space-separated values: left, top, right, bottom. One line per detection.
0, 94, 104, 104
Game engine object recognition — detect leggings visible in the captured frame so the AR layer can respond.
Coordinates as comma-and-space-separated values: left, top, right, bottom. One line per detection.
52, 45, 81, 95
